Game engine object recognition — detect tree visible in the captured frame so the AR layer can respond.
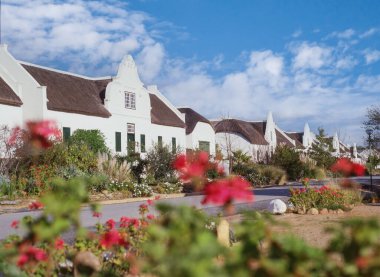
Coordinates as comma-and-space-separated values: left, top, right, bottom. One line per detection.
69, 129, 109, 154
270, 145, 304, 180
363, 105, 380, 149
309, 127, 336, 169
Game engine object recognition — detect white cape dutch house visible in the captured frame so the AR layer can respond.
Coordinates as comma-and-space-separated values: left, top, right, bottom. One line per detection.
0, 44, 200, 155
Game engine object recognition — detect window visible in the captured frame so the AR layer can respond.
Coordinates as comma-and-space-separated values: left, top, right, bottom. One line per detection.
124, 92, 136, 109
63, 127, 71, 142
158, 136, 163, 147
140, 134, 146, 153
115, 132, 121, 152
127, 123, 135, 134
199, 141, 210, 154
172, 137, 176, 153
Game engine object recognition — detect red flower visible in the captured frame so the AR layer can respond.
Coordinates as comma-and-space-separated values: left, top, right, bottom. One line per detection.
92, 211, 102, 218
17, 245, 47, 267
120, 217, 140, 228
105, 219, 116, 229
139, 203, 148, 210
147, 199, 153, 205
54, 238, 65, 250
202, 177, 254, 205
154, 195, 161, 200
147, 214, 155, 220
11, 220, 19, 229
331, 158, 366, 177
26, 120, 61, 149
29, 201, 44, 210
356, 256, 369, 269
352, 163, 366, 176
173, 151, 210, 182
99, 229, 127, 248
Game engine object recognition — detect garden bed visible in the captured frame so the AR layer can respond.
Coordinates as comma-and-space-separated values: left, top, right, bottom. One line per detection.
272, 204, 380, 248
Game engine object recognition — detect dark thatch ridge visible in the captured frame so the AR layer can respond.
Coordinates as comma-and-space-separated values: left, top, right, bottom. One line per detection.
149, 94, 186, 128
212, 119, 268, 145
22, 64, 112, 118
0, 77, 23, 107
178, 107, 212, 135
286, 132, 305, 149
275, 129, 295, 147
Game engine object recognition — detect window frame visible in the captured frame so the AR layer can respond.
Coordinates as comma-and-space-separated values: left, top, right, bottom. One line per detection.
124, 92, 136, 110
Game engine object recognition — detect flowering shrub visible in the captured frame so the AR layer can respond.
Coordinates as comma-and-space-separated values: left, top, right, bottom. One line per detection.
127, 182, 153, 197
290, 184, 360, 211
153, 181, 183, 194
331, 157, 366, 177
2, 121, 380, 276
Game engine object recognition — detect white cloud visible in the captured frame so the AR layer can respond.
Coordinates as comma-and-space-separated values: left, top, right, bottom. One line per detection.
291, 42, 332, 70
136, 43, 165, 82
328, 28, 356, 39
363, 49, 380, 64
292, 29, 302, 38
359, 28, 378, 39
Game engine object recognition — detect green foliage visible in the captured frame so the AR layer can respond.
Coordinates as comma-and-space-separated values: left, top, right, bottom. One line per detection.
289, 185, 361, 211
146, 143, 179, 182
141, 204, 225, 277
232, 150, 286, 186
270, 145, 304, 180
69, 129, 109, 154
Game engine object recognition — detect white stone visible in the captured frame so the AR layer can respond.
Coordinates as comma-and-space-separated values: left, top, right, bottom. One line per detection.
268, 199, 287, 214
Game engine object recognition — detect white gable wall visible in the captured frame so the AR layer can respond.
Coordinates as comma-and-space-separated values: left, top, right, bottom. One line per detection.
0, 105, 22, 128
187, 122, 216, 155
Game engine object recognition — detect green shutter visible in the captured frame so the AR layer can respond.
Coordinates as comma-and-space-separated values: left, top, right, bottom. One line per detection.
140, 134, 146, 153
63, 127, 71, 142
172, 137, 176, 153
115, 132, 121, 152
199, 141, 210, 154
158, 136, 163, 147
127, 133, 135, 154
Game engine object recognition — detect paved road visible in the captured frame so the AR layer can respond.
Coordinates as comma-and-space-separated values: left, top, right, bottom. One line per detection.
0, 185, 295, 240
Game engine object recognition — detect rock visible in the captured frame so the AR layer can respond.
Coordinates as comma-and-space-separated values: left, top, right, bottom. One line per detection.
307, 208, 319, 215
337, 209, 344, 214
297, 207, 306, 214
268, 199, 287, 215
217, 219, 230, 247
319, 208, 328, 215
74, 251, 101, 276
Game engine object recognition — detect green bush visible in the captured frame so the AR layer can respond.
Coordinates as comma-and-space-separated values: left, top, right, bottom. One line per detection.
146, 143, 180, 182
270, 145, 304, 180
69, 129, 109, 154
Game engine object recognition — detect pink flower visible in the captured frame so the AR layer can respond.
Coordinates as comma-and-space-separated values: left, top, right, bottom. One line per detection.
17, 245, 47, 267
331, 158, 366, 177
54, 238, 65, 250
147, 199, 154, 205
92, 211, 102, 218
8, 127, 21, 146
154, 196, 161, 200
120, 217, 140, 228
29, 201, 44, 210
147, 214, 155, 220
105, 219, 116, 229
11, 220, 19, 229
26, 120, 61, 149
202, 177, 254, 205
139, 204, 148, 210
173, 151, 210, 182
99, 229, 127, 248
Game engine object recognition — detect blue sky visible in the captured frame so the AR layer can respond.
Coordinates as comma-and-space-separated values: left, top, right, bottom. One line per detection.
2, 0, 380, 144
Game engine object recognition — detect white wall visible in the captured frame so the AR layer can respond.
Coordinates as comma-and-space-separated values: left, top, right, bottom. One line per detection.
0, 104, 23, 128
0, 45, 48, 122
187, 122, 216, 155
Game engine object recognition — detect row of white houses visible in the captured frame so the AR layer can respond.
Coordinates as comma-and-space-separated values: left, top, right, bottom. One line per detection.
0, 44, 360, 162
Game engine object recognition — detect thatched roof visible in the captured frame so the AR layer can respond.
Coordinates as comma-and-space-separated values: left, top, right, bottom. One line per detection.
149, 94, 186, 128
286, 132, 305, 149
178, 107, 212, 134
22, 64, 112, 118
212, 119, 268, 145
275, 129, 295, 147
0, 77, 22, 107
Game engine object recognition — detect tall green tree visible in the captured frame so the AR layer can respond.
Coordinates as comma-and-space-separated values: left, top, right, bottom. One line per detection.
363, 105, 380, 149
309, 127, 336, 169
